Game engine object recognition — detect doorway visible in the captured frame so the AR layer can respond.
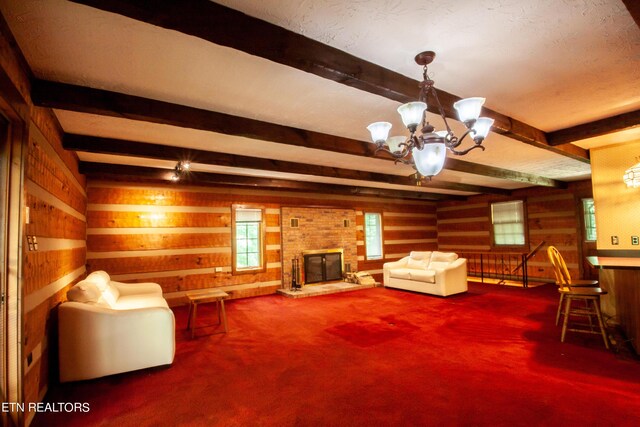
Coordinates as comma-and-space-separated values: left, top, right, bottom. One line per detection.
1, 114, 10, 423
0, 107, 24, 426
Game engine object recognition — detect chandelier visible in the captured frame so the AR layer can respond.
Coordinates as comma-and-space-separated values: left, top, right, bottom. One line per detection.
367, 51, 494, 177
623, 162, 640, 188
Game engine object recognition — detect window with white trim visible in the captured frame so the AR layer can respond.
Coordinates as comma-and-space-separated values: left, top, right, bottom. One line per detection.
491, 200, 526, 246
364, 212, 383, 260
582, 198, 597, 242
233, 206, 265, 272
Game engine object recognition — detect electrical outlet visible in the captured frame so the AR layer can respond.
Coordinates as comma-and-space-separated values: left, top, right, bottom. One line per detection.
611, 235, 619, 245
632, 236, 639, 246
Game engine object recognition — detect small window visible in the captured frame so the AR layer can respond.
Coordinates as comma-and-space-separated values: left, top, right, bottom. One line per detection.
364, 212, 383, 260
583, 198, 597, 242
232, 206, 265, 274
491, 201, 526, 246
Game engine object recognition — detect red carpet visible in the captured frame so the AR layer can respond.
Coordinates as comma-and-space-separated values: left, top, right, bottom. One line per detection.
35, 283, 640, 426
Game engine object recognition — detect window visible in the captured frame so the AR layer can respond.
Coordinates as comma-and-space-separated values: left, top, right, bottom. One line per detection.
491, 200, 525, 246
232, 206, 265, 273
364, 212, 383, 260
583, 198, 597, 242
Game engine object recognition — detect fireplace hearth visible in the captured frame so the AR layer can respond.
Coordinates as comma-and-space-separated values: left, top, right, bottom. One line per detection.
303, 249, 343, 284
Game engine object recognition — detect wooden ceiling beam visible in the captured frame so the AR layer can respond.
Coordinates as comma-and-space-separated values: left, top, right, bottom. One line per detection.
31, 79, 564, 188
64, 133, 511, 195
32, 79, 374, 157
622, 0, 640, 29
68, 0, 589, 162
445, 158, 567, 188
547, 109, 640, 146
78, 162, 465, 201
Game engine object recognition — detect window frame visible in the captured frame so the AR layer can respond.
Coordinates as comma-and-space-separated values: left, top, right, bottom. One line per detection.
231, 204, 267, 275
582, 198, 597, 242
490, 200, 527, 248
363, 211, 384, 261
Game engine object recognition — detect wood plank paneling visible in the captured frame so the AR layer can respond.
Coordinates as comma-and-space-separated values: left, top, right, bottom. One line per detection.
380, 242, 438, 256
87, 210, 231, 228
438, 221, 491, 233
23, 245, 86, 295
88, 182, 437, 296
88, 252, 232, 275
86, 182, 285, 298
25, 193, 85, 239
87, 233, 231, 251
382, 216, 437, 227
26, 134, 85, 214
438, 206, 489, 220
383, 230, 437, 241
437, 182, 591, 282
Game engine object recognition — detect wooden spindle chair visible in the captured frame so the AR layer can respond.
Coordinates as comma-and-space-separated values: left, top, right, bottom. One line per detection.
546, 246, 609, 349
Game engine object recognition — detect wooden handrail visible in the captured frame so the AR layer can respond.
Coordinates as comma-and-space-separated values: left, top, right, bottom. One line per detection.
511, 241, 546, 274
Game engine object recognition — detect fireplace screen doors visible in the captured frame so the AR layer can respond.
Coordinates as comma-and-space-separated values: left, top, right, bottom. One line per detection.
303, 252, 343, 284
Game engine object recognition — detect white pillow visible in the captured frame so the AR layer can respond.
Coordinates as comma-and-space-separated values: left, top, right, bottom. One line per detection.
409, 251, 432, 261
430, 251, 458, 263
67, 281, 102, 303
407, 258, 429, 270
86, 271, 111, 291
100, 284, 121, 307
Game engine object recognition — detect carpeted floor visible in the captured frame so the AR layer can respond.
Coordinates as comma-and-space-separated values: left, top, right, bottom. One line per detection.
35, 283, 640, 426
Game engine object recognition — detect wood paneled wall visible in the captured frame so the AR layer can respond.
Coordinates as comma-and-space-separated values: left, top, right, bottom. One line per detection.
86, 183, 282, 303
22, 113, 86, 425
86, 181, 438, 297
0, 17, 87, 425
437, 181, 594, 282
356, 202, 438, 282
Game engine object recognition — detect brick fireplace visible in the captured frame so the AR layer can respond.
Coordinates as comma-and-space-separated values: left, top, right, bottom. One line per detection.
281, 207, 357, 287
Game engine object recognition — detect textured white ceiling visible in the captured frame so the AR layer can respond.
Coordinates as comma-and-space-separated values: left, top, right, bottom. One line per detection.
1, 0, 635, 195
215, 0, 640, 131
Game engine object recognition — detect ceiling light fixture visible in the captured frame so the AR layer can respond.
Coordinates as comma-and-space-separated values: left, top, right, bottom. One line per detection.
623, 161, 640, 188
367, 51, 494, 178
170, 161, 191, 182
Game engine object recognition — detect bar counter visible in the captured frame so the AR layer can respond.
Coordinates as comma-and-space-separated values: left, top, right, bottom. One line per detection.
587, 256, 640, 353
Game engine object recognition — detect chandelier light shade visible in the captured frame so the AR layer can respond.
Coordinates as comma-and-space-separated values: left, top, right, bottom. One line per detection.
366, 50, 494, 178
366, 121, 392, 144
397, 102, 427, 130
413, 142, 446, 177
386, 136, 406, 153
623, 162, 640, 188
472, 117, 495, 140
453, 97, 486, 125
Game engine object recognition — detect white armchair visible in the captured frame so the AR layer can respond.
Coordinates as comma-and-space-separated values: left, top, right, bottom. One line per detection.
58, 271, 175, 382
383, 251, 468, 297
